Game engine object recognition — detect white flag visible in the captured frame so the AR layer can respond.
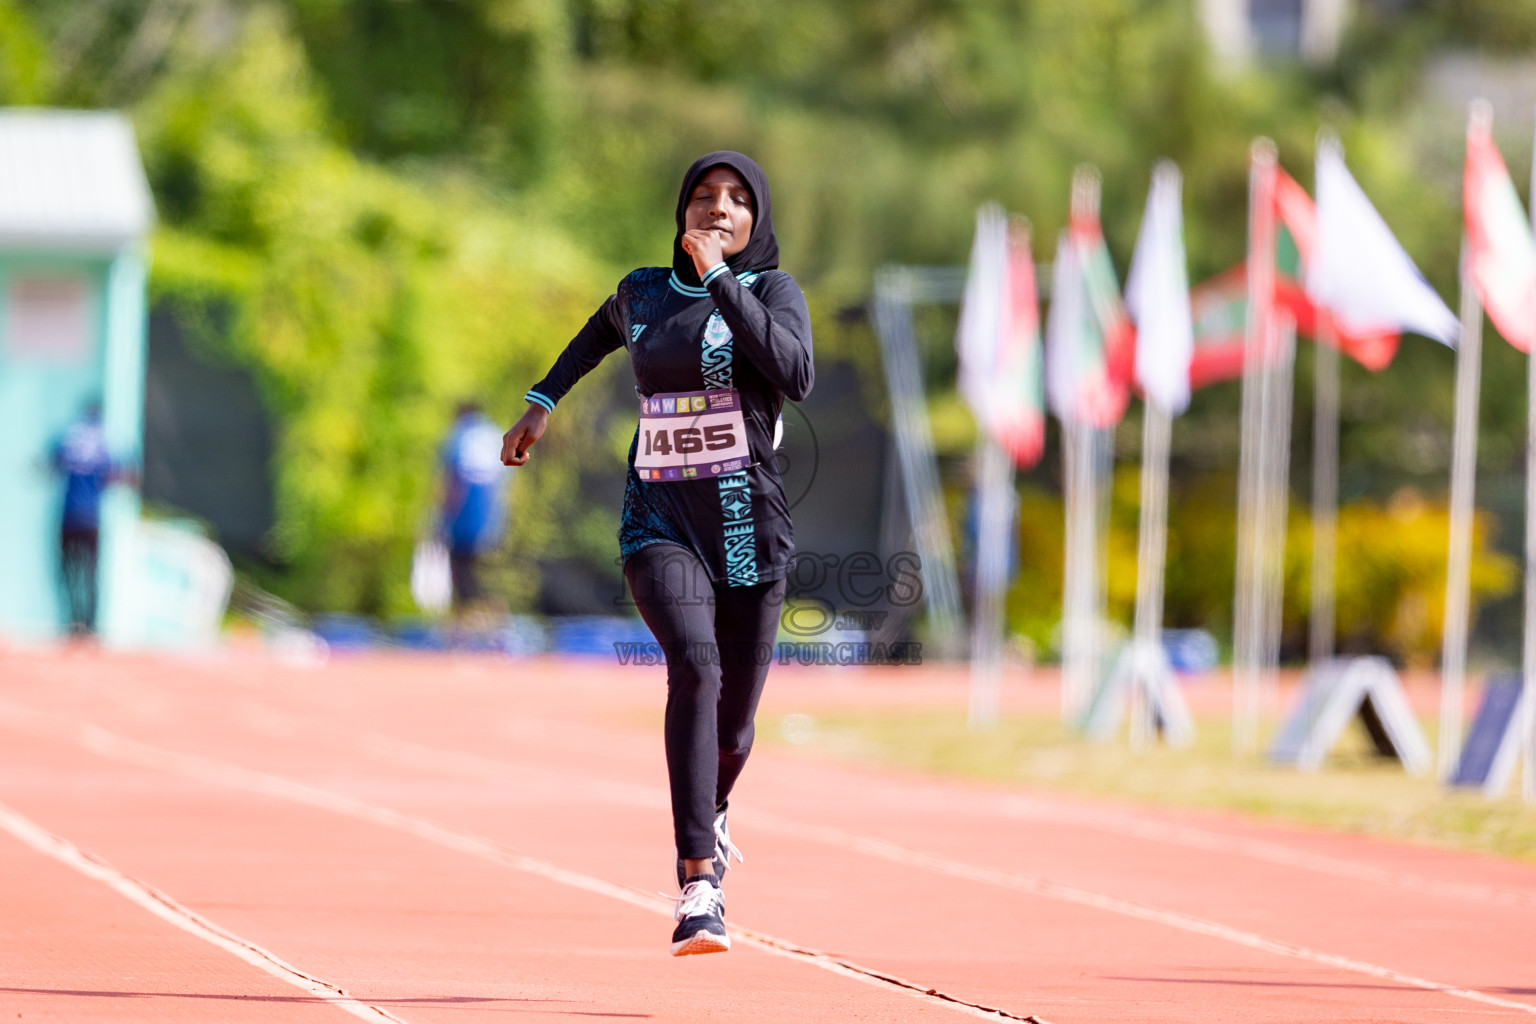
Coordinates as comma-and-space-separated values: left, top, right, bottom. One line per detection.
1308, 138, 1458, 346
1125, 161, 1194, 415
956, 205, 1009, 425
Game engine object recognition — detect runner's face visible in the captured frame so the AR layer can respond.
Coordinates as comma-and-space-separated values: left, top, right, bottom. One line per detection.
684, 167, 755, 258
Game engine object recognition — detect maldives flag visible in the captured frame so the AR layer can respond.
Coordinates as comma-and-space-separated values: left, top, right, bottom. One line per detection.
1465, 110, 1536, 352
1045, 204, 1136, 427
998, 225, 1046, 466
957, 207, 1046, 467
1186, 167, 1399, 390
1188, 265, 1249, 388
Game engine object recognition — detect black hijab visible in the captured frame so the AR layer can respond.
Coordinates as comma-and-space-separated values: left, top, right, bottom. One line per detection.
671, 151, 779, 288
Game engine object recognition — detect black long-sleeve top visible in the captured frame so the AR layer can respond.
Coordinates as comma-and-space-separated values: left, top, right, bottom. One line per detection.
525, 266, 814, 586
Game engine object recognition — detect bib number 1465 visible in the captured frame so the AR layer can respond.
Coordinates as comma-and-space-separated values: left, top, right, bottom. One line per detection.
643, 423, 737, 456
634, 389, 750, 479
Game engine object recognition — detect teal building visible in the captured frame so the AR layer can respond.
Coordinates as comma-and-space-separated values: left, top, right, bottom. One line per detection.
0, 110, 155, 642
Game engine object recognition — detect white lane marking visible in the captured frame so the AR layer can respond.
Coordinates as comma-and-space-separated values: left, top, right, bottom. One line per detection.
731, 808, 1536, 1016
65, 724, 1042, 1023
0, 800, 409, 1024
977, 793, 1536, 914
365, 729, 1536, 915
12, 687, 1536, 921
2, 702, 1525, 1019
354, 733, 1536, 1017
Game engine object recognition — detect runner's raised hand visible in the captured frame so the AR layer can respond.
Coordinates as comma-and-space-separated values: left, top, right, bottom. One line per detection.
501, 405, 548, 466
680, 228, 725, 279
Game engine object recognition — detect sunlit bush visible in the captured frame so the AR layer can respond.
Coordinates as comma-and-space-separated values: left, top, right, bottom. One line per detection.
1006, 476, 1515, 666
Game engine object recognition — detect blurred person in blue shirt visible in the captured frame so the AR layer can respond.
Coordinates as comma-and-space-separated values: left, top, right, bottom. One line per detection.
50, 402, 131, 636
438, 401, 511, 612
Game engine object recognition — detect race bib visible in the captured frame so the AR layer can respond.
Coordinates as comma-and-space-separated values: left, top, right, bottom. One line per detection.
634, 388, 752, 481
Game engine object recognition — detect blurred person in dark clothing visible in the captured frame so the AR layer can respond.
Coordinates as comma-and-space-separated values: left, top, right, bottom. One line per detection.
50, 402, 130, 636
438, 401, 511, 613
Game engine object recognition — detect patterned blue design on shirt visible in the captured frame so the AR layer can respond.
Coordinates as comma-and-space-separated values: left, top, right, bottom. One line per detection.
701, 312, 733, 390
627, 267, 673, 329
701, 272, 761, 587
717, 471, 757, 585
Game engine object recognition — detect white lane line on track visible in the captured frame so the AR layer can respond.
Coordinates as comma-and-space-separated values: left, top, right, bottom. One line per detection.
354, 732, 1536, 1018
366, 730, 1536, 916
0, 800, 410, 1024
63, 689, 1536, 917
971, 794, 1536, 914
3, 702, 1526, 1020
734, 809, 1536, 1016
60, 723, 1045, 1024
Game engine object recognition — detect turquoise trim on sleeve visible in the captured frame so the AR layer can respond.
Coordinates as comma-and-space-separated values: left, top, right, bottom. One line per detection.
701, 262, 730, 286
524, 390, 556, 413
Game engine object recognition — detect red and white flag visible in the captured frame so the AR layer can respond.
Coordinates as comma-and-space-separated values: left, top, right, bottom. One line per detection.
1465, 107, 1536, 352
1045, 197, 1136, 428
956, 205, 1045, 467
1186, 163, 1398, 392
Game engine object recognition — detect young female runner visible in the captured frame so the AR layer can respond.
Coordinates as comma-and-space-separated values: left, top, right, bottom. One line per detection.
500, 152, 813, 956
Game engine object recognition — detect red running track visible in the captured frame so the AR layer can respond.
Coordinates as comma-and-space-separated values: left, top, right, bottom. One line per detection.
0, 646, 1533, 1023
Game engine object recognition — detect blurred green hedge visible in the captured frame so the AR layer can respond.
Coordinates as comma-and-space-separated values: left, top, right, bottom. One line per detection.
138, 11, 619, 614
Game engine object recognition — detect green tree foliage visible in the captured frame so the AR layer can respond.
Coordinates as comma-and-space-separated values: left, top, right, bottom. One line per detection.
2, 0, 1526, 624
0, 0, 50, 102
131, 8, 615, 614
284, 0, 570, 181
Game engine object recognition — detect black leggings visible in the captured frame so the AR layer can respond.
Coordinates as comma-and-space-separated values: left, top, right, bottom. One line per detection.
622, 543, 786, 860
60, 527, 99, 634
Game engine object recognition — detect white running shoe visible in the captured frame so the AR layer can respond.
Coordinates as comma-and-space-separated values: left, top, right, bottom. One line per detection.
670, 874, 730, 956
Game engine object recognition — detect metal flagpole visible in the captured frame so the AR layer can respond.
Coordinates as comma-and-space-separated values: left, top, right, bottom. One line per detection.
1524, 298, 1536, 802
1091, 420, 1114, 711
1062, 418, 1099, 721
1234, 363, 1262, 751
1440, 238, 1484, 779
1259, 313, 1297, 713
1524, 103, 1536, 802
970, 431, 1012, 730
1309, 326, 1340, 668
1058, 169, 1114, 725
1061, 420, 1082, 719
1234, 141, 1279, 754
1129, 400, 1173, 750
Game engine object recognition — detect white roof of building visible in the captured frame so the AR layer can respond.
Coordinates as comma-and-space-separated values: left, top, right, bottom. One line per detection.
0, 109, 155, 253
